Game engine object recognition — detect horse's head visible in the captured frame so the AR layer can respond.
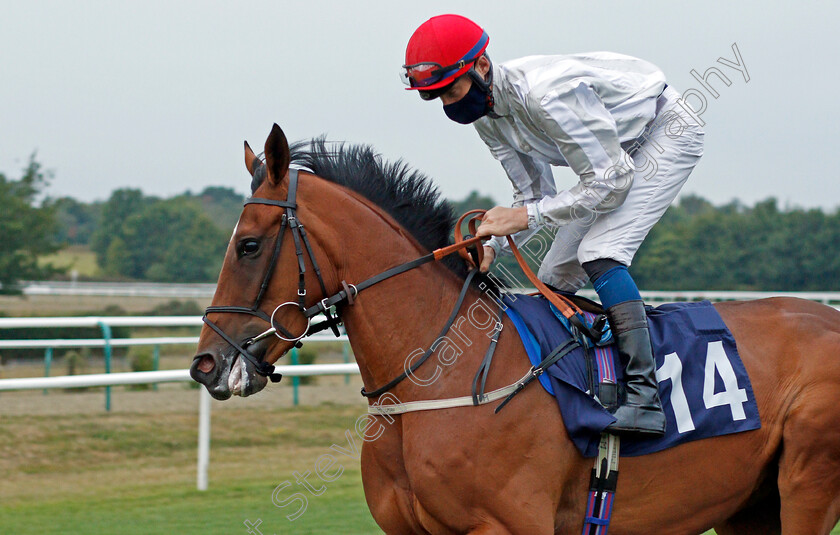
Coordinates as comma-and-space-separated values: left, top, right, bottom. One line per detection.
191, 124, 473, 399
191, 124, 334, 399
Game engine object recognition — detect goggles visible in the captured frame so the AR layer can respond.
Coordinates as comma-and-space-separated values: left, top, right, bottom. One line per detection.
400, 58, 475, 88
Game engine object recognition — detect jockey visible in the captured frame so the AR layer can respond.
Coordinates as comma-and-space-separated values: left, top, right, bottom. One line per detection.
401, 14, 704, 437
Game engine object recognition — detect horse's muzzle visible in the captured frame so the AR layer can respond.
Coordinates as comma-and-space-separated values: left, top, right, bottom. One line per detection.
190, 348, 268, 400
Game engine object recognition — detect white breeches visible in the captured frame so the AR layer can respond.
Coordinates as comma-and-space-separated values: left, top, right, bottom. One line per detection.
536, 86, 705, 291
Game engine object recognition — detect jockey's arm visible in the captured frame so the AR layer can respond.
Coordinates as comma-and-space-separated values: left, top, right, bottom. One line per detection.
524, 82, 635, 227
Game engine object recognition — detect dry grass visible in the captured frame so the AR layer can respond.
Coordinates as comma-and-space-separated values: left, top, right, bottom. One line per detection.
0, 293, 212, 316
1, 295, 838, 533
2, 385, 839, 534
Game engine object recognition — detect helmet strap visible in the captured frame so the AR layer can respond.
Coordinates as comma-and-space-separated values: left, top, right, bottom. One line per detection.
467, 55, 497, 118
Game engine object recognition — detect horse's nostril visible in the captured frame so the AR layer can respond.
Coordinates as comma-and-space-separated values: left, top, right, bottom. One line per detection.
197, 355, 216, 374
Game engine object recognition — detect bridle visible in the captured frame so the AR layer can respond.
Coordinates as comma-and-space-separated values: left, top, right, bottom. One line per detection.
202, 168, 342, 382
200, 166, 589, 396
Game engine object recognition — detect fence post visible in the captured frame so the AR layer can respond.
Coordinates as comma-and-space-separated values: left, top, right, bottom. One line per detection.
43, 347, 53, 395
152, 344, 160, 391
98, 321, 112, 412
343, 343, 350, 385
291, 347, 299, 406
197, 387, 211, 491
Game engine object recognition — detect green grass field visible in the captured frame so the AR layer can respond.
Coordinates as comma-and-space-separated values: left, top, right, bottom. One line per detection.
1, 471, 377, 534
0, 399, 381, 534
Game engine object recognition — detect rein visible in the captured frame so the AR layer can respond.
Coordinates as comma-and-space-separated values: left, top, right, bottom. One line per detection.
202, 168, 586, 398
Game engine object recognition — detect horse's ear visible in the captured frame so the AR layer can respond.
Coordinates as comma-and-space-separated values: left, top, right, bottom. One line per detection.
264, 124, 290, 187
244, 141, 259, 177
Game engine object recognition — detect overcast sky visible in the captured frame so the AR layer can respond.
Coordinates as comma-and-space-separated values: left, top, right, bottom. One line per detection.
2, 1, 838, 211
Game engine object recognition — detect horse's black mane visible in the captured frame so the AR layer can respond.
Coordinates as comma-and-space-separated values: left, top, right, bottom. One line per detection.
284, 137, 470, 277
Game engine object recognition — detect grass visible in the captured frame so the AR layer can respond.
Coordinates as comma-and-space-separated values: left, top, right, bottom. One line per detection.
0, 293, 212, 316
0, 401, 381, 534
1, 470, 378, 534
7, 256, 836, 533
39, 245, 100, 277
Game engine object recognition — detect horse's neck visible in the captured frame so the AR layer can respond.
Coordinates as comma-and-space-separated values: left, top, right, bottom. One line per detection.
302, 187, 492, 399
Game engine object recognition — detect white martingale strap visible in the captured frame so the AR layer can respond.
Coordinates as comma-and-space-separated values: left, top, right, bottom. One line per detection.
366, 369, 534, 416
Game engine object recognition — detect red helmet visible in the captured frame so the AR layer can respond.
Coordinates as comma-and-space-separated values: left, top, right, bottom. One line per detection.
402, 14, 489, 91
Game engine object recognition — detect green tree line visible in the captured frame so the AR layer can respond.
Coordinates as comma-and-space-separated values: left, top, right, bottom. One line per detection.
2, 157, 840, 291
88, 188, 232, 281
0, 158, 237, 291
632, 195, 840, 291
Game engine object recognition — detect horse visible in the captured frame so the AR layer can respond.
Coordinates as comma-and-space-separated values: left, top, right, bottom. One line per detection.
191, 124, 840, 534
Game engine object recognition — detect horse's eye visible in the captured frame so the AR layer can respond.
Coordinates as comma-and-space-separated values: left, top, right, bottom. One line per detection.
238, 239, 260, 257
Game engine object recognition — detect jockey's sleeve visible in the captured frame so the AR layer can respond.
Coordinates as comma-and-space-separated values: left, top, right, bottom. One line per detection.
527, 81, 635, 226
476, 132, 555, 258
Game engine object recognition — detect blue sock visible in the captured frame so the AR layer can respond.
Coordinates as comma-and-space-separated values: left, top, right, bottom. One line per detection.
591, 266, 642, 309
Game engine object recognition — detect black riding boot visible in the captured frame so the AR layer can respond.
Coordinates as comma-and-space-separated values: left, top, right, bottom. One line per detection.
606, 300, 666, 437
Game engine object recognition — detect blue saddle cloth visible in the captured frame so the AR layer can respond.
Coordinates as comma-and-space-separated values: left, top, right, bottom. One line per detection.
501, 294, 761, 458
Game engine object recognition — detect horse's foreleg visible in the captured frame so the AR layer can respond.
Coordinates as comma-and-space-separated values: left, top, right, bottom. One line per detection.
360, 423, 426, 534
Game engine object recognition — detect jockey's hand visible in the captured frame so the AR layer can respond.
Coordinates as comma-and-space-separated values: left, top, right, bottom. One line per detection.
480, 245, 495, 273
476, 206, 529, 238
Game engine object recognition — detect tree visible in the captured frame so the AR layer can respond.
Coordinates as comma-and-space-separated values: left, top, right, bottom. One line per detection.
632, 196, 840, 291
51, 196, 100, 245
0, 156, 61, 293
449, 189, 497, 216
103, 197, 228, 282
178, 186, 244, 233
90, 188, 151, 268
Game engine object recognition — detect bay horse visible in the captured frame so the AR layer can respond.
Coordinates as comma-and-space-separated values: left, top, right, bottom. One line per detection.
191, 124, 840, 534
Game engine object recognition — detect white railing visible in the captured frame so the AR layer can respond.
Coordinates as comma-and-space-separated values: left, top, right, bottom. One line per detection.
21, 281, 216, 298
0, 316, 203, 328
0, 333, 343, 349
639, 290, 840, 305
0, 316, 348, 410
0, 364, 361, 491
0, 316, 356, 490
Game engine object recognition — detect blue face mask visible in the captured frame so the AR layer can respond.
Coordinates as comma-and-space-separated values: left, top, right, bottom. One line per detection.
443, 81, 491, 124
